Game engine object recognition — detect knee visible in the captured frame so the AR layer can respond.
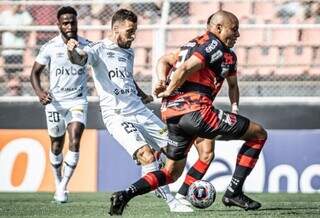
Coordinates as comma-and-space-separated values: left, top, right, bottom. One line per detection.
199, 151, 214, 164
135, 146, 155, 165
69, 138, 81, 152
256, 124, 268, 140
51, 141, 63, 154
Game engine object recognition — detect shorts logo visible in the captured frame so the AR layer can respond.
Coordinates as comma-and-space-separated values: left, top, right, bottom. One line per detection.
167, 138, 178, 147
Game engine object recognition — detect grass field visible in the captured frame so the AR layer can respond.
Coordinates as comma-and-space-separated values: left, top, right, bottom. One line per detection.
0, 192, 319, 218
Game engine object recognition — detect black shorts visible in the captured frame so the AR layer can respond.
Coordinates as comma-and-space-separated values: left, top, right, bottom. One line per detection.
165, 106, 250, 161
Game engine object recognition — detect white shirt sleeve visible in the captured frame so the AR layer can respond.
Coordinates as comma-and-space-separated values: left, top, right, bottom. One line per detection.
83, 42, 100, 66
35, 44, 50, 65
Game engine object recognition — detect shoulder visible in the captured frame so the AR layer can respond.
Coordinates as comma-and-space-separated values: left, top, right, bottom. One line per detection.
38, 37, 57, 53
78, 36, 92, 46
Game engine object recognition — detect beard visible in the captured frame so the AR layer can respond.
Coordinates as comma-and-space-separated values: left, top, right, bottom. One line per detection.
62, 31, 77, 40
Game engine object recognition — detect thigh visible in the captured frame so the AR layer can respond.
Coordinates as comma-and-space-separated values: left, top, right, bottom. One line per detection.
196, 107, 250, 139
65, 103, 88, 126
45, 106, 66, 137
166, 116, 197, 161
136, 109, 168, 151
106, 115, 148, 158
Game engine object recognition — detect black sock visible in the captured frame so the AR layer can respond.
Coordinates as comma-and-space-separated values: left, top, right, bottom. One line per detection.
124, 178, 151, 199
225, 176, 245, 197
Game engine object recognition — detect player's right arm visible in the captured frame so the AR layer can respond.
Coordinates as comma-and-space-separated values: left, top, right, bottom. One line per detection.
67, 38, 88, 66
30, 62, 52, 105
153, 50, 179, 96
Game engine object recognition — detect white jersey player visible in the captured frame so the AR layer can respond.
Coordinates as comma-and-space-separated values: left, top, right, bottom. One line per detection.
30, 6, 89, 203
67, 9, 193, 213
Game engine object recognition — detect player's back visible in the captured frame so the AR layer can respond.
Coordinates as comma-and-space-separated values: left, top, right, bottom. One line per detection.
85, 39, 145, 116
36, 35, 90, 103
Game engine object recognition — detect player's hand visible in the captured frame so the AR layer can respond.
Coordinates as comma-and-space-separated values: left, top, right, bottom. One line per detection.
157, 89, 172, 98
153, 80, 166, 97
141, 95, 153, 104
67, 38, 79, 51
36, 90, 52, 105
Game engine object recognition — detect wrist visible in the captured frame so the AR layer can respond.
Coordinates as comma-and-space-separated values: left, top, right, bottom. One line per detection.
231, 103, 239, 114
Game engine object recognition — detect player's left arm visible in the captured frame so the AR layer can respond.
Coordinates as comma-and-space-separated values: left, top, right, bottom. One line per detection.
134, 80, 153, 104
157, 55, 204, 98
226, 75, 239, 114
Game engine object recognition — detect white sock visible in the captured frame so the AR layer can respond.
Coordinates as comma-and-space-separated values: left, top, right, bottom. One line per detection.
141, 161, 174, 203
49, 152, 63, 190
59, 150, 79, 191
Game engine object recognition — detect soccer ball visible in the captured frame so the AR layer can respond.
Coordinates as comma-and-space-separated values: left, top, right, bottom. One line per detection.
187, 180, 216, 209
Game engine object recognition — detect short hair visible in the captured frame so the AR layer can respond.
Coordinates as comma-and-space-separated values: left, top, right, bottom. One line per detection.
207, 13, 214, 25
111, 9, 137, 27
57, 6, 77, 19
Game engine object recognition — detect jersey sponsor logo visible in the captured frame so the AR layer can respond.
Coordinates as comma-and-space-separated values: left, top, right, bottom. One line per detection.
107, 52, 115, 58
210, 50, 223, 63
113, 88, 136, 95
55, 66, 85, 76
184, 42, 196, 47
205, 40, 218, 53
108, 68, 131, 79
56, 52, 64, 58
118, 57, 126, 62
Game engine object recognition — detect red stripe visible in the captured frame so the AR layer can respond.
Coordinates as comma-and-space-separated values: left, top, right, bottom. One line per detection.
193, 159, 210, 174
161, 168, 173, 184
193, 52, 206, 63
246, 139, 266, 150
143, 173, 159, 190
237, 154, 257, 168
199, 107, 219, 129
185, 175, 197, 185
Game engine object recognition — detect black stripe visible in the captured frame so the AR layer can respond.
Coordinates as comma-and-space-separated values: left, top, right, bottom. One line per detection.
153, 171, 167, 187
238, 144, 262, 158
188, 167, 206, 180
64, 161, 76, 169
51, 163, 62, 169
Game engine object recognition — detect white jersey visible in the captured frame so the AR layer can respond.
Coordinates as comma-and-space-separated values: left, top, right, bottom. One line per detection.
36, 35, 90, 102
84, 39, 145, 116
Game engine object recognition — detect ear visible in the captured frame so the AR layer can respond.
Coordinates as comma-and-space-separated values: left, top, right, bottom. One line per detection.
216, 24, 222, 33
113, 25, 119, 34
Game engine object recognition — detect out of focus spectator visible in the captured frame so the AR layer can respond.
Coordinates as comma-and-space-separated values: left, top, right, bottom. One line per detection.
276, 1, 304, 23
29, 5, 58, 54
5, 76, 23, 96
0, 5, 33, 77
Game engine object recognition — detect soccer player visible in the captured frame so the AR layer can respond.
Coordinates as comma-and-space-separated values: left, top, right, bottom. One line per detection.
108, 10, 268, 215
30, 6, 90, 203
66, 9, 193, 213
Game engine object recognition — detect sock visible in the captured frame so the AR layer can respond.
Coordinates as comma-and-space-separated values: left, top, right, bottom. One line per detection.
125, 169, 173, 200
226, 139, 266, 197
178, 159, 210, 196
59, 150, 79, 191
141, 162, 174, 203
49, 151, 63, 189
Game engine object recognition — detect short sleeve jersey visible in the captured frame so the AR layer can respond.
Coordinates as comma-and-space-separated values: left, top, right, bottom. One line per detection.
162, 31, 237, 120
35, 35, 90, 102
83, 39, 145, 115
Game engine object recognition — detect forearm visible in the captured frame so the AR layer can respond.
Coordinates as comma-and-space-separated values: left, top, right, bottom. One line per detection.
134, 80, 147, 98
156, 58, 171, 82
228, 85, 239, 105
165, 65, 188, 93
67, 49, 88, 66
30, 73, 43, 93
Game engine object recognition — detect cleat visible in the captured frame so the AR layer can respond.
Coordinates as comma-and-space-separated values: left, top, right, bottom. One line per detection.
168, 198, 193, 213
222, 192, 261, 211
109, 191, 130, 216
175, 193, 192, 206
53, 189, 68, 203
154, 188, 167, 200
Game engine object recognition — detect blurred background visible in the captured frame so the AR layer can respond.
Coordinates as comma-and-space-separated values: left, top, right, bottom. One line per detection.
0, 0, 319, 96
0, 0, 319, 193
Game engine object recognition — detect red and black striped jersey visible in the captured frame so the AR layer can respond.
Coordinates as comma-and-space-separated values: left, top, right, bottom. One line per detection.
161, 31, 237, 120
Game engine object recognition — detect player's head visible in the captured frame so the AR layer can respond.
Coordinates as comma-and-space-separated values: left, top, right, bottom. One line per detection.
207, 10, 240, 48
111, 9, 138, 49
57, 6, 78, 41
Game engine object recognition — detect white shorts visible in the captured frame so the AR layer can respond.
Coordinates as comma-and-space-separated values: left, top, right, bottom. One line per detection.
102, 107, 168, 158
45, 101, 88, 137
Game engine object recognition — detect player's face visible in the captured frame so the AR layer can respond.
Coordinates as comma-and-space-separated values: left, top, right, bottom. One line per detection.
220, 19, 240, 48
58, 14, 78, 40
114, 20, 137, 49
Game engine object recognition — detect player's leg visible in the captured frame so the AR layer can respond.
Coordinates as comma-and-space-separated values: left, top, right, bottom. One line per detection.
109, 115, 195, 215
45, 107, 67, 202
195, 107, 267, 210
222, 120, 267, 210
135, 110, 193, 212
57, 104, 87, 201
176, 138, 215, 205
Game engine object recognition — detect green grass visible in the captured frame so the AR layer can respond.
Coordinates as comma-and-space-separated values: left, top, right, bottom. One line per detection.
0, 192, 319, 218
